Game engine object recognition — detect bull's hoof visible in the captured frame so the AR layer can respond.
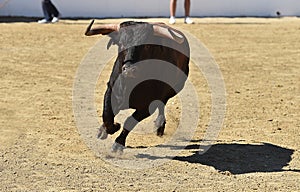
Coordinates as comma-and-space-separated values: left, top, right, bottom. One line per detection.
97, 125, 108, 140
156, 126, 165, 137
111, 142, 125, 153
154, 115, 166, 137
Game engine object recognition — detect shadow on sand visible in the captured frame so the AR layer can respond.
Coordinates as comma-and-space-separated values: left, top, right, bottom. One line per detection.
0, 16, 39, 23
135, 142, 296, 174
0, 16, 90, 23
0, 16, 111, 25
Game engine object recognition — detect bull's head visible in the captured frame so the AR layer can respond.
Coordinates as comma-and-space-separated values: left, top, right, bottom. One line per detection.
85, 20, 185, 78
85, 19, 185, 44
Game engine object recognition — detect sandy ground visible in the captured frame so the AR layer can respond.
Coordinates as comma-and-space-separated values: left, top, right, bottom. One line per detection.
0, 17, 300, 191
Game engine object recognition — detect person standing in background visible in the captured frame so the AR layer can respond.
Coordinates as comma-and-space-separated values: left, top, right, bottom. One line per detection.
169, 0, 194, 24
38, 0, 60, 24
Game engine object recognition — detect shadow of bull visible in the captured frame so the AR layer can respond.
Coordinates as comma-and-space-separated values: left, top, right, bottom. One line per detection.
174, 142, 296, 174
134, 142, 297, 174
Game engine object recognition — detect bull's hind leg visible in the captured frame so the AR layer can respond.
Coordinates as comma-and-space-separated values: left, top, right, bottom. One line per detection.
112, 109, 151, 152
155, 102, 166, 137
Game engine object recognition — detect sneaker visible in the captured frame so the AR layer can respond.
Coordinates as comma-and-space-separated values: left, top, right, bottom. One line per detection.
169, 16, 176, 24
38, 19, 50, 24
51, 17, 59, 23
184, 17, 194, 24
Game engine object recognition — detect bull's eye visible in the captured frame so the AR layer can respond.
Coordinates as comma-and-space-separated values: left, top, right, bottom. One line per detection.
122, 65, 127, 71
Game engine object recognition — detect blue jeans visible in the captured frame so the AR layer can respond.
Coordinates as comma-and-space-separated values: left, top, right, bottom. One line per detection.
42, 0, 60, 21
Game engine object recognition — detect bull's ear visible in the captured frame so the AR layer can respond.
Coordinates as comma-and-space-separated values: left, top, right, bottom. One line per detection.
85, 20, 120, 36
106, 32, 120, 50
152, 23, 184, 44
107, 39, 114, 50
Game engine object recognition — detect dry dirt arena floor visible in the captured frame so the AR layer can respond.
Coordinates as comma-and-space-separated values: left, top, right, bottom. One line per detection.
0, 17, 300, 191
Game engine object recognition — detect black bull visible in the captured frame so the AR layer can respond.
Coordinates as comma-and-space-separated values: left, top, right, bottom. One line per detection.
85, 20, 190, 152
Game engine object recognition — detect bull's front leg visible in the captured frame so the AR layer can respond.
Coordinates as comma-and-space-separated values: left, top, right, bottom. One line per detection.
112, 109, 151, 153
98, 87, 121, 140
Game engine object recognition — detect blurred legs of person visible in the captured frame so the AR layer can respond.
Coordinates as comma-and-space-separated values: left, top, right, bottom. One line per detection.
169, 0, 194, 24
38, 0, 60, 24
169, 0, 177, 24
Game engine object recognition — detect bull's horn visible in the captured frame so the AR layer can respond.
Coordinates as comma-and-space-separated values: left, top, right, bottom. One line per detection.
85, 20, 120, 36
152, 24, 184, 44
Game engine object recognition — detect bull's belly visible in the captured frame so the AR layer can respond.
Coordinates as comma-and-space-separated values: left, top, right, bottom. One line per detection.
117, 79, 184, 111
